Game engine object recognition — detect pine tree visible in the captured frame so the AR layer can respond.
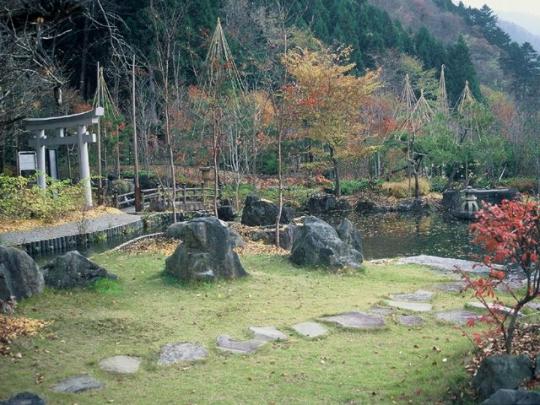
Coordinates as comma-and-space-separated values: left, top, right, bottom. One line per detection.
446, 36, 481, 105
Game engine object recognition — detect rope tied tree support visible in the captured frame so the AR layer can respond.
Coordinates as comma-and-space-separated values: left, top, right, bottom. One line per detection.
23, 107, 104, 208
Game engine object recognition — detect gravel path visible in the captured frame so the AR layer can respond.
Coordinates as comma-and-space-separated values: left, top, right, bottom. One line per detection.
0, 213, 141, 246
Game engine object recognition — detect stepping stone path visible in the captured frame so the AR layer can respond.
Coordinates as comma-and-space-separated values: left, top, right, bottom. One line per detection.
292, 322, 329, 339
434, 281, 466, 293
398, 315, 424, 327
216, 335, 267, 354
52, 375, 103, 393
397, 255, 493, 273
385, 300, 433, 312
319, 311, 385, 330
158, 342, 208, 366
389, 289, 434, 302
465, 301, 519, 317
248, 326, 288, 342
368, 306, 393, 317
435, 310, 480, 325
99, 355, 141, 374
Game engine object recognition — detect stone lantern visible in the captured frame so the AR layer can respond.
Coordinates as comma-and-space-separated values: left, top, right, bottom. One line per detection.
461, 186, 479, 216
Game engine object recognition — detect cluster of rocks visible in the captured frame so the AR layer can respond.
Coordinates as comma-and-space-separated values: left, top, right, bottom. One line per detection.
355, 198, 432, 214
474, 354, 540, 404
1, 246, 116, 306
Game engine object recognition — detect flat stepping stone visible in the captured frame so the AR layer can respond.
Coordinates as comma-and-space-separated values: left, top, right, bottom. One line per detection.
465, 301, 520, 317
291, 322, 329, 339
319, 311, 385, 330
397, 255, 494, 273
434, 281, 466, 293
99, 355, 141, 374
216, 335, 267, 354
385, 300, 432, 312
368, 306, 393, 317
52, 374, 103, 393
526, 302, 540, 311
158, 342, 208, 365
248, 326, 288, 342
398, 315, 424, 327
435, 310, 480, 325
389, 289, 434, 302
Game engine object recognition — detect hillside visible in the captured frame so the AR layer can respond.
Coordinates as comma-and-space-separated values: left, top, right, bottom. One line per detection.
498, 19, 540, 52
367, 0, 505, 87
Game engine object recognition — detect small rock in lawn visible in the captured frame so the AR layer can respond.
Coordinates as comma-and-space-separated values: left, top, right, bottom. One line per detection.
248, 326, 288, 342
525, 302, 540, 311
216, 335, 267, 354
473, 354, 533, 399
398, 315, 424, 327
389, 289, 434, 302
435, 310, 480, 325
0, 392, 46, 405
52, 375, 103, 393
99, 355, 141, 374
433, 281, 466, 293
319, 311, 385, 330
481, 389, 540, 405
158, 342, 208, 366
368, 306, 393, 317
465, 301, 519, 317
385, 300, 432, 312
292, 322, 329, 339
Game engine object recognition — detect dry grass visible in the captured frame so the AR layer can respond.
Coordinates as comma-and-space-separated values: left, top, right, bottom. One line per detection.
0, 206, 124, 233
381, 178, 431, 198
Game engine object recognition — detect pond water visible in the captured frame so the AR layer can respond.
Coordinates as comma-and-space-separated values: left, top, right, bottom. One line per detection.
35, 211, 479, 264
347, 212, 481, 261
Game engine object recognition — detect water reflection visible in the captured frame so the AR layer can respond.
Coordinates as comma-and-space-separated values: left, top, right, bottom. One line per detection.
347, 212, 480, 260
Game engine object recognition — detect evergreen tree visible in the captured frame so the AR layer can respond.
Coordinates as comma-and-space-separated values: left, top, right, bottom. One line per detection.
446, 36, 481, 104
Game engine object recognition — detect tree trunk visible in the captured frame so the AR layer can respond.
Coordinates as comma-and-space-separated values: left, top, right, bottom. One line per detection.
276, 127, 283, 248
79, 15, 90, 99
329, 145, 341, 197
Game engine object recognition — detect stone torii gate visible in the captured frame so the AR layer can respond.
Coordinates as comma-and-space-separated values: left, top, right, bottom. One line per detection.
23, 107, 104, 208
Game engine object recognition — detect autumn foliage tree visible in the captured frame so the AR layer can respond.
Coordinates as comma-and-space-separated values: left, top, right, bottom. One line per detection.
464, 199, 540, 353
282, 45, 381, 196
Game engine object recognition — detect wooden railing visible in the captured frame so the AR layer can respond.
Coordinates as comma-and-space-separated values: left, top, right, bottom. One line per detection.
113, 184, 216, 211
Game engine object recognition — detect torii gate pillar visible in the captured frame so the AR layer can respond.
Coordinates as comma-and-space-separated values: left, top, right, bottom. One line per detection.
23, 108, 104, 208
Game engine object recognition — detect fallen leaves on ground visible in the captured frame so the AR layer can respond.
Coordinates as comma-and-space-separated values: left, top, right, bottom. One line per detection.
0, 206, 124, 233
465, 323, 540, 376
0, 315, 50, 356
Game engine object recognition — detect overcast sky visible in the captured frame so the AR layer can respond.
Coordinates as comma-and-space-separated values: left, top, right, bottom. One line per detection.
457, 0, 540, 35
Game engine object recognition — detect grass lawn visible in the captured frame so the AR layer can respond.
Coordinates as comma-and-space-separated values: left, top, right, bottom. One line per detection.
0, 252, 482, 404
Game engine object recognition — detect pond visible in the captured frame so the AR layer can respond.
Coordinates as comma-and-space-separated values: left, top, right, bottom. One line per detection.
348, 212, 480, 261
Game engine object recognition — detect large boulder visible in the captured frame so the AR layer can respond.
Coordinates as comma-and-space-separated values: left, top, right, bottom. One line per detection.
306, 194, 351, 215
290, 216, 363, 270
42, 251, 116, 289
481, 389, 540, 405
473, 355, 533, 399
165, 217, 247, 282
0, 246, 44, 301
335, 218, 362, 252
251, 225, 298, 250
241, 196, 294, 226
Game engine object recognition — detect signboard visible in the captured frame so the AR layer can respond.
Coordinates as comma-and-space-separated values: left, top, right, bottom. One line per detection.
18, 151, 37, 174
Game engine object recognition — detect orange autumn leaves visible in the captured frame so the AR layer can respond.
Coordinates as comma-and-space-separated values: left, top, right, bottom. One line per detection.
281, 46, 381, 159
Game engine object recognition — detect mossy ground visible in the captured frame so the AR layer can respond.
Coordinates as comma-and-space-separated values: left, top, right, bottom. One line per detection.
1, 252, 484, 404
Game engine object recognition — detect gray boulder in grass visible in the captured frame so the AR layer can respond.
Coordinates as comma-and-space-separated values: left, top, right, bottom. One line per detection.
290, 216, 363, 270
0, 246, 44, 301
473, 355, 533, 399
43, 251, 116, 289
165, 216, 247, 282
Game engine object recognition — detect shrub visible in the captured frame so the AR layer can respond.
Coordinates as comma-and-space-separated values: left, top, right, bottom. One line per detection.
499, 177, 538, 193
0, 175, 84, 222
340, 179, 382, 195
430, 176, 447, 193
381, 178, 431, 198
461, 200, 540, 353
